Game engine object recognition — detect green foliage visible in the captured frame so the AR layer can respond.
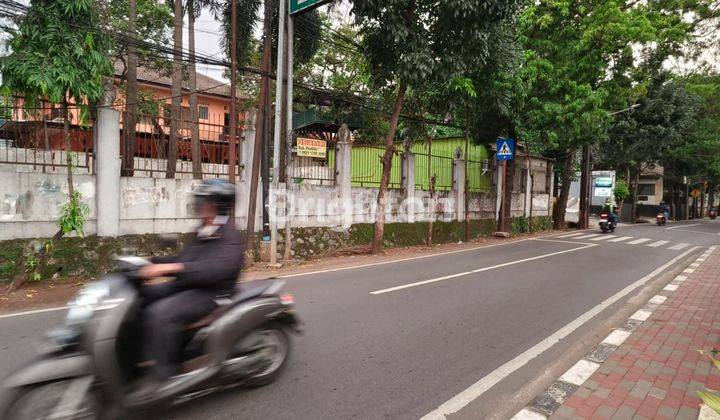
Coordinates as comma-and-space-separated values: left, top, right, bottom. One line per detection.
0, 0, 113, 109
107, 0, 173, 72
58, 191, 91, 237
698, 350, 720, 413
614, 179, 630, 202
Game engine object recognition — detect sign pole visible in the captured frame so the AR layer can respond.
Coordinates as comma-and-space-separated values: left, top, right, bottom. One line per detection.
500, 160, 507, 231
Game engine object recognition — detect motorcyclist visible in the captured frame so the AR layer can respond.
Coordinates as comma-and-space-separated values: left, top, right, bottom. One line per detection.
602, 198, 618, 227
658, 201, 670, 223
138, 178, 245, 383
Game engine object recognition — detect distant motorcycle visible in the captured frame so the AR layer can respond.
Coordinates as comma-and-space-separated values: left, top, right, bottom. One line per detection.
710, 207, 717, 219
656, 213, 667, 226
599, 211, 616, 233
0, 257, 301, 419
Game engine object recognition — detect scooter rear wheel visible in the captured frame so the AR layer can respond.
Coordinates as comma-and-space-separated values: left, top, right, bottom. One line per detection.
230, 323, 291, 387
0, 379, 101, 420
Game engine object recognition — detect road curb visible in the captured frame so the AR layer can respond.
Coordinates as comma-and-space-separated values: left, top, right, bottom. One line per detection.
511, 245, 718, 420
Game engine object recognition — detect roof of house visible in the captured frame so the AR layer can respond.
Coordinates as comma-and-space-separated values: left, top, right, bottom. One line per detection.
113, 61, 248, 100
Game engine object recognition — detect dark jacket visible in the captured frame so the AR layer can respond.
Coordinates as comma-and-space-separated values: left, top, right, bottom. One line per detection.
151, 224, 245, 297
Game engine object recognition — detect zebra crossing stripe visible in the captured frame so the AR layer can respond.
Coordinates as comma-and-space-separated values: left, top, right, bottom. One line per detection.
575, 234, 602, 240
557, 232, 587, 238
668, 243, 690, 250
647, 240, 670, 248
590, 235, 612, 241
608, 236, 633, 243
627, 238, 652, 245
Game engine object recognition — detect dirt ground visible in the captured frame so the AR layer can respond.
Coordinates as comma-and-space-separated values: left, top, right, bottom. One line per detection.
0, 230, 561, 314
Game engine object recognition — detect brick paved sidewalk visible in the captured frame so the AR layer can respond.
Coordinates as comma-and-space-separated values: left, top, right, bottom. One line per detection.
549, 247, 720, 419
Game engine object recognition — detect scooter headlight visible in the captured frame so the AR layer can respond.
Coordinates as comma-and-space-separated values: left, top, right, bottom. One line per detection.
65, 282, 119, 325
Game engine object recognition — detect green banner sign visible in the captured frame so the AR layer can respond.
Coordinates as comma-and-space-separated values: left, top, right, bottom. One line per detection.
289, 0, 330, 14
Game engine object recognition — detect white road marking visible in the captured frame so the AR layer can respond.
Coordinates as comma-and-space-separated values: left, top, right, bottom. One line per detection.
675, 275, 688, 282
370, 244, 597, 295
511, 408, 547, 420
559, 360, 601, 386
420, 247, 698, 419
683, 268, 695, 274
630, 309, 652, 321
627, 238, 651, 245
649, 295, 667, 305
556, 232, 587, 238
669, 243, 690, 250
590, 235, 612, 241
647, 240, 670, 248
690, 262, 700, 268
664, 284, 679, 291
608, 236, 633, 243
0, 306, 68, 319
602, 330, 632, 346
575, 234, 603, 239
667, 223, 702, 229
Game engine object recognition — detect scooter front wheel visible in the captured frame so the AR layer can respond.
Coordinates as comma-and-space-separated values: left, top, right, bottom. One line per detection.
0, 379, 102, 420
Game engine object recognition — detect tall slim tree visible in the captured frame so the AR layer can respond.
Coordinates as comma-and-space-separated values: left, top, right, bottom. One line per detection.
0, 0, 113, 196
351, 0, 521, 253
167, 0, 183, 178
122, 0, 138, 177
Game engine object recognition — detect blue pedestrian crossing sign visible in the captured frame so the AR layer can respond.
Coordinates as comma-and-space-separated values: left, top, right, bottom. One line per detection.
496, 138, 515, 160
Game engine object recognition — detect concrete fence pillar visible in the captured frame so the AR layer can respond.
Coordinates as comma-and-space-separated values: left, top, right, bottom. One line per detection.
237, 110, 260, 230
336, 124, 353, 228
402, 150, 416, 223
453, 153, 466, 222
96, 107, 120, 237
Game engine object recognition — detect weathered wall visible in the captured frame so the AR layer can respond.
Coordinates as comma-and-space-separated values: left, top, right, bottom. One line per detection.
0, 168, 96, 240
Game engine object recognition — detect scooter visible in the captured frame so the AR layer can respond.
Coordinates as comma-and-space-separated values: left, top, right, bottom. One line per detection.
0, 257, 301, 419
710, 207, 717, 219
599, 212, 616, 233
656, 213, 667, 226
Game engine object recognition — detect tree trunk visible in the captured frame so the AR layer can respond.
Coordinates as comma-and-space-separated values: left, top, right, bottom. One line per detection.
167, 0, 183, 179
578, 144, 590, 229
122, 0, 138, 177
700, 182, 706, 218
188, 4, 202, 180
709, 184, 715, 214
630, 163, 640, 223
552, 146, 577, 229
63, 97, 75, 197
371, 82, 407, 254
426, 135, 434, 247
246, 0, 273, 241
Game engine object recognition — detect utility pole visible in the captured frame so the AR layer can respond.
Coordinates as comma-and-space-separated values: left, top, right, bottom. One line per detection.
270, 0, 287, 264
283, 14, 294, 261
578, 144, 591, 229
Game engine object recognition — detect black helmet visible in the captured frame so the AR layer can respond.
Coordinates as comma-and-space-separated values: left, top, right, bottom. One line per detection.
193, 178, 235, 215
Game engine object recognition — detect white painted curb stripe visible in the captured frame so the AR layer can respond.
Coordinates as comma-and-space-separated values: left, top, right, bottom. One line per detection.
684, 268, 696, 274
602, 330, 632, 346
664, 284, 679, 291
560, 359, 601, 386
371, 244, 596, 295
649, 295, 667, 305
421, 247, 698, 419
675, 275, 688, 282
628, 238, 651, 245
630, 309, 653, 321
511, 408, 547, 420
608, 236, 633, 243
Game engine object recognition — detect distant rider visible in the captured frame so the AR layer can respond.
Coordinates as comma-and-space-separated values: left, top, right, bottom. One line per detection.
658, 201, 670, 223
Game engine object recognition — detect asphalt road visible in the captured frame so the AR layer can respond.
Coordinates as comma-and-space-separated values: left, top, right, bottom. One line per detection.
1, 219, 719, 419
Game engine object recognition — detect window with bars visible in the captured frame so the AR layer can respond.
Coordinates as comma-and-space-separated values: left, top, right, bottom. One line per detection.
199, 105, 209, 120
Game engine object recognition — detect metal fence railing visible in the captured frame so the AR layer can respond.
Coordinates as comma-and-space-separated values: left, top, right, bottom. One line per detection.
291, 154, 335, 185
120, 108, 242, 179
350, 146, 402, 189
414, 153, 454, 191
467, 159, 492, 192
0, 104, 94, 174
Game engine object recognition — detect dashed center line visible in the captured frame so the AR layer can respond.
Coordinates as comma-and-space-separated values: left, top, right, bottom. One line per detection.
627, 238, 651, 245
